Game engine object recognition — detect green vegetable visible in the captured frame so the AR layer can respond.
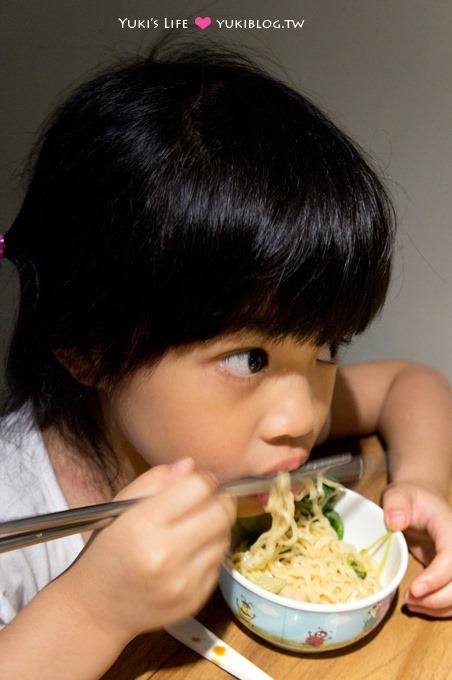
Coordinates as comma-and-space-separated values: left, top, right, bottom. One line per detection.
322, 480, 341, 511
348, 559, 367, 579
231, 479, 346, 550
324, 509, 344, 539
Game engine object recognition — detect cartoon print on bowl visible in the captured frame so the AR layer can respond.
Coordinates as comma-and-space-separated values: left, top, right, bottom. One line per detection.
236, 596, 256, 623
363, 600, 389, 633
226, 578, 394, 652
304, 628, 331, 648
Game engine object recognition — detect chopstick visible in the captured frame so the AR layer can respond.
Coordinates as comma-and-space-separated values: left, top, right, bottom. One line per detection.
0, 453, 356, 553
0, 498, 138, 536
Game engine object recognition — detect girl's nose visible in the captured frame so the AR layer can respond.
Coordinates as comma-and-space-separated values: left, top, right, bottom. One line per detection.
258, 376, 316, 443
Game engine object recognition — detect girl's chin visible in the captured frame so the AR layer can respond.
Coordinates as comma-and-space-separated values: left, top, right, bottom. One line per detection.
236, 493, 268, 517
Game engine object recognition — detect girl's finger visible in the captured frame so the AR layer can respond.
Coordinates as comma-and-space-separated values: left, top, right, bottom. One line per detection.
407, 520, 452, 596
404, 603, 452, 618
161, 496, 235, 560
114, 457, 195, 501
405, 577, 452, 616
133, 471, 226, 526
382, 485, 413, 531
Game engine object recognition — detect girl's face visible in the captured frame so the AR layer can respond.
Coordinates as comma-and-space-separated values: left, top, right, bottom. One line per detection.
104, 333, 338, 487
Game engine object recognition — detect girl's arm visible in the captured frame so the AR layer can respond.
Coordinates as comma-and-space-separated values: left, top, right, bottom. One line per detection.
329, 360, 452, 616
0, 460, 236, 679
330, 361, 452, 496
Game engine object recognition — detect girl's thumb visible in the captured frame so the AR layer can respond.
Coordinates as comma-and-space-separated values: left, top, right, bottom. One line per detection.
382, 485, 412, 531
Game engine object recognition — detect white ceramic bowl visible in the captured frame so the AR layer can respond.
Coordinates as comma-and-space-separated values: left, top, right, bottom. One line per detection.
220, 488, 408, 652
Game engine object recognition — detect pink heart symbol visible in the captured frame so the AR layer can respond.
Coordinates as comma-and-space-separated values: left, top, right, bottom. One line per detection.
194, 16, 212, 30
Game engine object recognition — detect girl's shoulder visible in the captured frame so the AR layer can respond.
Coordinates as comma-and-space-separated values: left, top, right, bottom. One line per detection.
0, 405, 69, 520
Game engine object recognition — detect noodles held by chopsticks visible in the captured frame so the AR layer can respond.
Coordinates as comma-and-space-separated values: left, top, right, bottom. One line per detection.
231, 473, 381, 604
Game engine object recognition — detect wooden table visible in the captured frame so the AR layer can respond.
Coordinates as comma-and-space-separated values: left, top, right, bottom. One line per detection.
102, 438, 452, 680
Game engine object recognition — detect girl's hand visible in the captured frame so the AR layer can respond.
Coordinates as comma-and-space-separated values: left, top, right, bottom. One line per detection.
56, 458, 237, 646
383, 482, 452, 617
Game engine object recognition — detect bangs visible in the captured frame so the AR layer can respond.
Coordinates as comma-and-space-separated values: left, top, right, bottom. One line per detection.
223, 189, 392, 347
114, 136, 393, 370
111, 74, 394, 365
130, 55, 392, 359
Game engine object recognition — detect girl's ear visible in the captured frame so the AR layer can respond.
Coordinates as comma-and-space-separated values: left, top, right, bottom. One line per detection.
53, 348, 100, 386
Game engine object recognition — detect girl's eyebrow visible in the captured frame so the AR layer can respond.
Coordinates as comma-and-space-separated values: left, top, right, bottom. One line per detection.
205, 332, 272, 347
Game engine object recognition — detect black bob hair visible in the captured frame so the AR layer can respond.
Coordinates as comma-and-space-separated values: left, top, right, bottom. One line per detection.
3, 44, 395, 471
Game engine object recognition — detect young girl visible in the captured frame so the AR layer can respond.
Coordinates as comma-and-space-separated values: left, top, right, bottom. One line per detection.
0, 44, 451, 677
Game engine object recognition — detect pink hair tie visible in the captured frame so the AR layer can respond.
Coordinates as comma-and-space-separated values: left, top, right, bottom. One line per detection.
0, 233, 5, 260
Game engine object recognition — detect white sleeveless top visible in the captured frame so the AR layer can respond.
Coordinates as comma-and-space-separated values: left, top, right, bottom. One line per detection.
0, 408, 83, 626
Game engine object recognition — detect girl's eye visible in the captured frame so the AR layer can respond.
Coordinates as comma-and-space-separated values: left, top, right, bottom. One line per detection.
220, 348, 269, 377
318, 343, 339, 364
